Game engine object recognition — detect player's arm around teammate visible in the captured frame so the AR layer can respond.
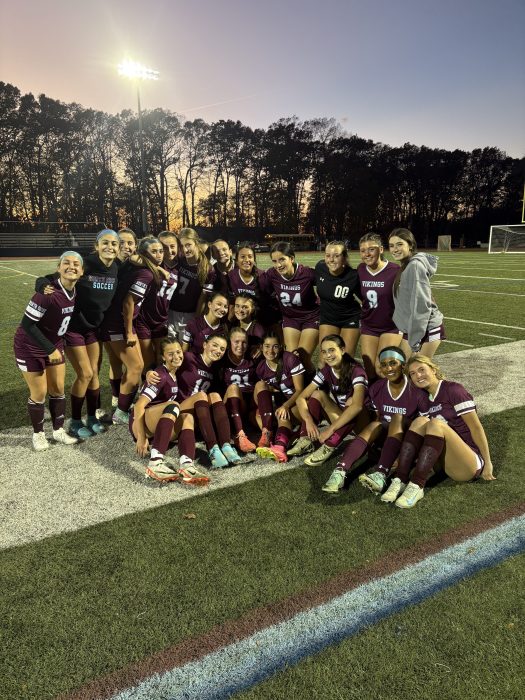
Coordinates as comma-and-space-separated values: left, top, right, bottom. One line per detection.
380, 355, 495, 509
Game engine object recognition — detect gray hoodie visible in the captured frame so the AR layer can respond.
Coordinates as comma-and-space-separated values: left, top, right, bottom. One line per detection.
392, 252, 443, 350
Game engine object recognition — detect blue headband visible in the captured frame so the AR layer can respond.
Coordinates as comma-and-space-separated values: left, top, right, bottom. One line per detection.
379, 349, 406, 364
59, 250, 84, 265
96, 228, 119, 242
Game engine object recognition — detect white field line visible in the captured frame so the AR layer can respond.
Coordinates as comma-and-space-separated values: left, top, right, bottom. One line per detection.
479, 333, 515, 340
441, 339, 474, 347
0, 264, 38, 278
0, 341, 523, 552
434, 273, 524, 281
444, 317, 525, 330
439, 289, 525, 298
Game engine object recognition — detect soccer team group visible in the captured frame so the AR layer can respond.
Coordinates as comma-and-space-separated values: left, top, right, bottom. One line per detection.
13, 226, 495, 509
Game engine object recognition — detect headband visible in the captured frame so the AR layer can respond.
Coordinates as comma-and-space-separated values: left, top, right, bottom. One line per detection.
96, 228, 120, 242
378, 349, 406, 364
59, 250, 84, 265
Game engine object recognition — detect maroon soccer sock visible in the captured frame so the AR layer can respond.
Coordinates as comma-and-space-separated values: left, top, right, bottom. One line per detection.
212, 401, 232, 445
194, 400, 218, 450
28, 399, 45, 433
118, 388, 137, 413
274, 426, 292, 449
337, 436, 368, 472
178, 428, 196, 461
257, 390, 274, 430
110, 378, 121, 399
85, 388, 100, 418
411, 435, 445, 488
70, 394, 85, 421
307, 396, 323, 423
226, 396, 243, 434
151, 416, 175, 457
325, 423, 353, 448
49, 395, 66, 430
377, 436, 402, 476
395, 430, 425, 484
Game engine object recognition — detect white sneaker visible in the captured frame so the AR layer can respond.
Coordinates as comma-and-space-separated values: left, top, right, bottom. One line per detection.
32, 432, 50, 451
145, 459, 180, 482
53, 427, 79, 445
395, 482, 424, 509
380, 477, 405, 503
304, 444, 335, 466
111, 396, 119, 408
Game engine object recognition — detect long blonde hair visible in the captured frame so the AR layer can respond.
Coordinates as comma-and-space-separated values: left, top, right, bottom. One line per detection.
179, 227, 211, 286
406, 354, 445, 381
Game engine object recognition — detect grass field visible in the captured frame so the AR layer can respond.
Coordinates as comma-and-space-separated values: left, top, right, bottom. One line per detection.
0, 250, 524, 699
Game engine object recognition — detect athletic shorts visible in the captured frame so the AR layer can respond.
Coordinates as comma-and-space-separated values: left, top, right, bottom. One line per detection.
14, 337, 65, 373
402, 323, 447, 346
471, 452, 485, 480
282, 310, 320, 332
64, 329, 99, 347
135, 318, 168, 341
168, 310, 196, 342
320, 311, 360, 330
359, 321, 400, 337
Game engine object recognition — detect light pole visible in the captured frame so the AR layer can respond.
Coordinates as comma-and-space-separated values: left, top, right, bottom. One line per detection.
117, 59, 159, 235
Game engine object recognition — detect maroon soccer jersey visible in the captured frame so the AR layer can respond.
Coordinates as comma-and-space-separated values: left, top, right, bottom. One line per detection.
14, 280, 76, 354
259, 264, 319, 322
139, 365, 179, 406
419, 380, 480, 454
358, 261, 399, 334
102, 263, 154, 333
220, 353, 258, 393
256, 351, 305, 396
182, 316, 228, 354
369, 376, 426, 423
138, 270, 178, 329
312, 363, 368, 409
169, 258, 215, 313
227, 267, 260, 301
176, 352, 219, 401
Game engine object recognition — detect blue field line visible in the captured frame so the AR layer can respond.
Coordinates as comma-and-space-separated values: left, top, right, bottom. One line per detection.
112, 514, 525, 700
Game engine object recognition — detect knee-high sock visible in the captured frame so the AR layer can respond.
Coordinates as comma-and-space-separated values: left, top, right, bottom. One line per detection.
28, 399, 45, 433
85, 388, 100, 418
337, 436, 368, 472
395, 430, 425, 484
150, 417, 175, 460
110, 378, 121, 399
377, 436, 402, 476
49, 395, 66, 430
226, 396, 243, 434
274, 426, 292, 449
257, 390, 273, 430
212, 401, 231, 445
411, 435, 445, 488
194, 400, 217, 450
299, 397, 323, 437
325, 423, 354, 448
118, 388, 137, 413
178, 428, 196, 462
70, 394, 85, 421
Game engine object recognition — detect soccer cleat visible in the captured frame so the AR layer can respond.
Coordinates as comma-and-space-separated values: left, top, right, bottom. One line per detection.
257, 428, 272, 449
287, 436, 314, 457
112, 408, 129, 425
52, 427, 79, 445
234, 431, 256, 453
69, 419, 94, 439
221, 443, 242, 465
145, 459, 180, 482
380, 477, 405, 503
177, 464, 210, 485
395, 482, 424, 509
208, 444, 229, 469
304, 444, 336, 466
95, 408, 113, 424
359, 471, 387, 494
86, 417, 106, 434
322, 469, 345, 493
32, 432, 50, 452
256, 444, 288, 463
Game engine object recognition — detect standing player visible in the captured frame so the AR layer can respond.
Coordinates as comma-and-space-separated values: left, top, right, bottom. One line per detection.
259, 242, 319, 372
380, 355, 495, 508
357, 233, 401, 380
288, 334, 369, 466
14, 251, 83, 450
388, 228, 445, 358
211, 239, 235, 296
315, 240, 361, 359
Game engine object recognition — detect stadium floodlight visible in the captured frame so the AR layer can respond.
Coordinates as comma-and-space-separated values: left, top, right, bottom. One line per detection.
117, 59, 159, 235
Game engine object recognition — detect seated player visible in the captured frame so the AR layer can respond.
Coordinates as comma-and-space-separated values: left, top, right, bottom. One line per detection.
288, 334, 369, 467
181, 292, 229, 353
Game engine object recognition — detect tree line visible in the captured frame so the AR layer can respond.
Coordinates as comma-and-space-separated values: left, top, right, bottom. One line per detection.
0, 81, 522, 245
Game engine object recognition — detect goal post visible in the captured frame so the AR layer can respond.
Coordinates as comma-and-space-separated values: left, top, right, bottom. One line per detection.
436, 235, 452, 251
488, 224, 525, 253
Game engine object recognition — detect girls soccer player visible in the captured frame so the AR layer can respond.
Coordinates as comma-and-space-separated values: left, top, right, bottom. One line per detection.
181, 292, 229, 353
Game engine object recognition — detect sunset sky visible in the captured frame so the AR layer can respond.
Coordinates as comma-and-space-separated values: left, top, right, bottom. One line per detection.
2, 0, 524, 156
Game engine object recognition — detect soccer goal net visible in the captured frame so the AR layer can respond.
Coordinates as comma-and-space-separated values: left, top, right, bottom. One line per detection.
437, 235, 452, 251
488, 224, 525, 253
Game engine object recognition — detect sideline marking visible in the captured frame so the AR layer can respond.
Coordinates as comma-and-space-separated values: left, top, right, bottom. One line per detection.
441, 289, 525, 298
441, 339, 474, 347
108, 515, 525, 700
0, 264, 38, 278
435, 273, 524, 281
444, 317, 525, 331
479, 333, 514, 340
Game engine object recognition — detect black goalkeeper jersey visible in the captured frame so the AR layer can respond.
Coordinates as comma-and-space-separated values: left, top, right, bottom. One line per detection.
314, 260, 361, 327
